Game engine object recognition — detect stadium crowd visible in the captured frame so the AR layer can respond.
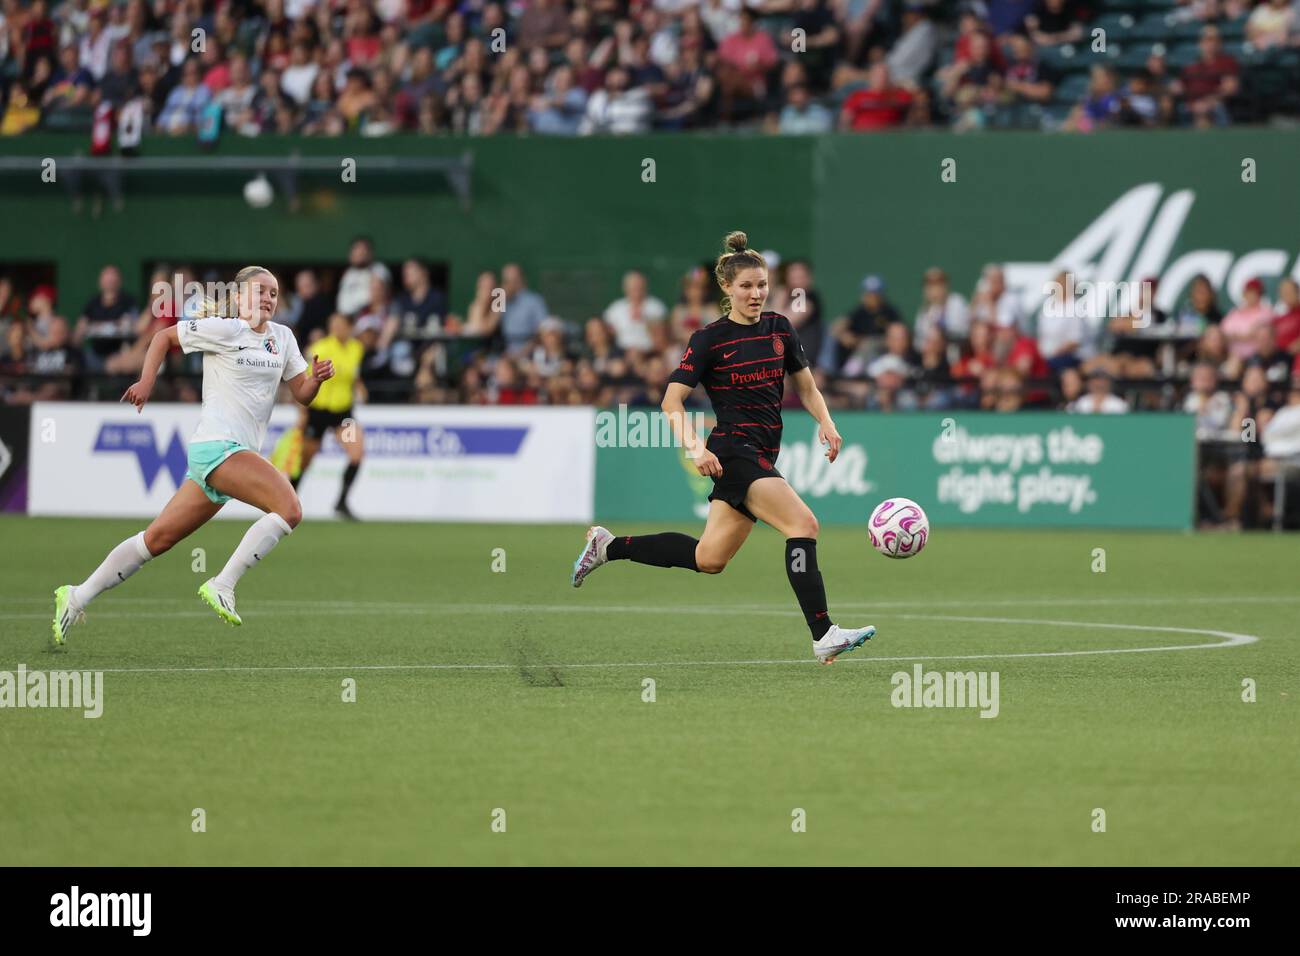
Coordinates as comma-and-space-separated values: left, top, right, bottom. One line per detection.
2, 0, 1299, 137
2, 240, 1299, 524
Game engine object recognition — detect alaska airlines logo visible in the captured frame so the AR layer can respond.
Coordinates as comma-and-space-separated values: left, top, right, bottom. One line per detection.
93, 423, 187, 490
1004, 182, 1300, 312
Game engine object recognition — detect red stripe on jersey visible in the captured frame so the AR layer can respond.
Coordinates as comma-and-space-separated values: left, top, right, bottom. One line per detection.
729, 421, 781, 428
709, 332, 790, 350
708, 382, 786, 391
714, 357, 785, 371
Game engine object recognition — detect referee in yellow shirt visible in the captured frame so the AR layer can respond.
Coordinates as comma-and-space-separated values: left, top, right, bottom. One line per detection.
293, 313, 367, 520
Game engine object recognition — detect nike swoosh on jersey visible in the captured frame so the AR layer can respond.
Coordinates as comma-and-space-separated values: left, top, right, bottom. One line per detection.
723, 350, 738, 359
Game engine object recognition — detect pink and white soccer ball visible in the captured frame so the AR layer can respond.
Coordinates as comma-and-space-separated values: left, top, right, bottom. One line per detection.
868, 497, 929, 558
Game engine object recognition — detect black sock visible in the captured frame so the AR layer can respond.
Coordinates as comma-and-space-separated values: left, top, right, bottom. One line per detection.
336, 462, 360, 508
607, 532, 699, 571
785, 537, 832, 639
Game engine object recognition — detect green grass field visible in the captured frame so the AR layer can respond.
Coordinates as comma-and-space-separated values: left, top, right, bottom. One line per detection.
1, 516, 1297, 866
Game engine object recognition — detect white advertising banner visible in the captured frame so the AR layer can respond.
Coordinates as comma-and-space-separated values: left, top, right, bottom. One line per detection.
28, 402, 595, 523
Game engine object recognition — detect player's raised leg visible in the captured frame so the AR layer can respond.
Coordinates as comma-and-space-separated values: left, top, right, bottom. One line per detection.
572, 499, 753, 587
52, 481, 223, 645
744, 477, 875, 664
200, 450, 302, 625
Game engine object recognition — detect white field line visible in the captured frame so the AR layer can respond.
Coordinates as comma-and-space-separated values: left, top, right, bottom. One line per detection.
0, 610, 1259, 675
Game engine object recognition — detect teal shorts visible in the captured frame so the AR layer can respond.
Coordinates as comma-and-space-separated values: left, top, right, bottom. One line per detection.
186, 440, 252, 505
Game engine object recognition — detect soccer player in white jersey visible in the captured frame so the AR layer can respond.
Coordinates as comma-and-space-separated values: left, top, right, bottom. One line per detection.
50, 266, 335, 643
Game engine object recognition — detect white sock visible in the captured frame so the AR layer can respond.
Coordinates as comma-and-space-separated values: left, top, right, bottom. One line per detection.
214, 513, 293, 591
72, 531, 153, 609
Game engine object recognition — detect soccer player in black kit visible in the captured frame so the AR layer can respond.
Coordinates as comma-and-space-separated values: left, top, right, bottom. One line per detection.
572, 232, 876, 663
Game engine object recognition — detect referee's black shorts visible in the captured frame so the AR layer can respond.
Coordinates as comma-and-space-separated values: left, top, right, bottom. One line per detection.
705, 436, 783, 522
304, 406, 351, 440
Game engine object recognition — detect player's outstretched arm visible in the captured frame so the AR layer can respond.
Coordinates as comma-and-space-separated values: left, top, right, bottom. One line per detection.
121, 325, 180, 412
288, 356, 335, 406
792, 367, 842, 463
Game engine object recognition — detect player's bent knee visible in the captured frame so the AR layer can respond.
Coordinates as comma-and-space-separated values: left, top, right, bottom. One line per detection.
280, 499, 303, 528
143, 527, 176, 555
791, 512, 819, 539
696, 554, 728, 574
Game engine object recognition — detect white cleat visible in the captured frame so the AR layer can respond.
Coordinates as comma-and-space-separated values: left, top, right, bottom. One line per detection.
813, 624, 876, 665
571, 525, 615, 588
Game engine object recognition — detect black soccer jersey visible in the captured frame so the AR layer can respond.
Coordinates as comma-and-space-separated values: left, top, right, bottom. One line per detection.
667, 311, 810, 456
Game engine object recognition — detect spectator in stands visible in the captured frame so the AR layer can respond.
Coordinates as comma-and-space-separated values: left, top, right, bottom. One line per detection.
1024, 0, 1084, 46
43, 43, 94, 115
789, 0, 842, 89
850, 318, 918, 378
98, 41, 139, 109
916, 328, 954, 408
657, 44, 714, 129
771, 258, 825, 369
1036, 270, 1085, 372
1246, 0, 1295, 49
157, 57, 210, 134
715, 9, 778, 122
529, 64, 587, 134
79, 5, 113, 82
580, 66, 652, 134
604, 270, 668, 355
459, 270, 502, 342
914, 266, 971, 343
777, 83, 834, 133
581, 316, 623, 375
1183, 360, 1235, 440
865, 354, 920, 411
1251, 323, 1292, 389
952, 319, 997, 383
942, 30, 1003, 130
670, 266, 722, 339
1174, 25, 1239, 128
284, 270, 333, 346
0, 277, 26, 369
528, 317, 572, 379
73, 265, 137, 372
1223, 361, 1278, 526
1065, 64, 1122, 132
487, 357, 541, 404
841, 62, 915, 130
1273, 277, 1300, 355
1221, 278, 1273, 361
19, 284, 74, 382
1069, 368, 1129, 414
519, 0, 570, 51
1117, 70, 1164, 127
487, 262, 548, 355
969, 264, 1025, 332
337, 236, 391, 317
887, 2, 938, 88
1175, 273, 1223, 335
827, 274, 899, 372
1002, 32, 1057, 109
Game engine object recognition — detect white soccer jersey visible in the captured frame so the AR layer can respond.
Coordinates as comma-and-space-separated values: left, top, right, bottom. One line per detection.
177, 317, 308, 452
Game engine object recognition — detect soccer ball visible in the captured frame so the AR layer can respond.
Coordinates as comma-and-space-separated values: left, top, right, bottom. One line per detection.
868, 497, 929, 558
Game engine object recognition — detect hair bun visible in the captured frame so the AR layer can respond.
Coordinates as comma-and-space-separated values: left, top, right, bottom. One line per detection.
724, 231, 748, 254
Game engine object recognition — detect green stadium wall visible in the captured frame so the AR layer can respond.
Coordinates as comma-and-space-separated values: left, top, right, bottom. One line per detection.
1, 130, 1296, 327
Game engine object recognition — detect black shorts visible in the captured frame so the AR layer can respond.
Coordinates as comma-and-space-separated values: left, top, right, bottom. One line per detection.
304, 407, 351, 440
706, 437, 783, 522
